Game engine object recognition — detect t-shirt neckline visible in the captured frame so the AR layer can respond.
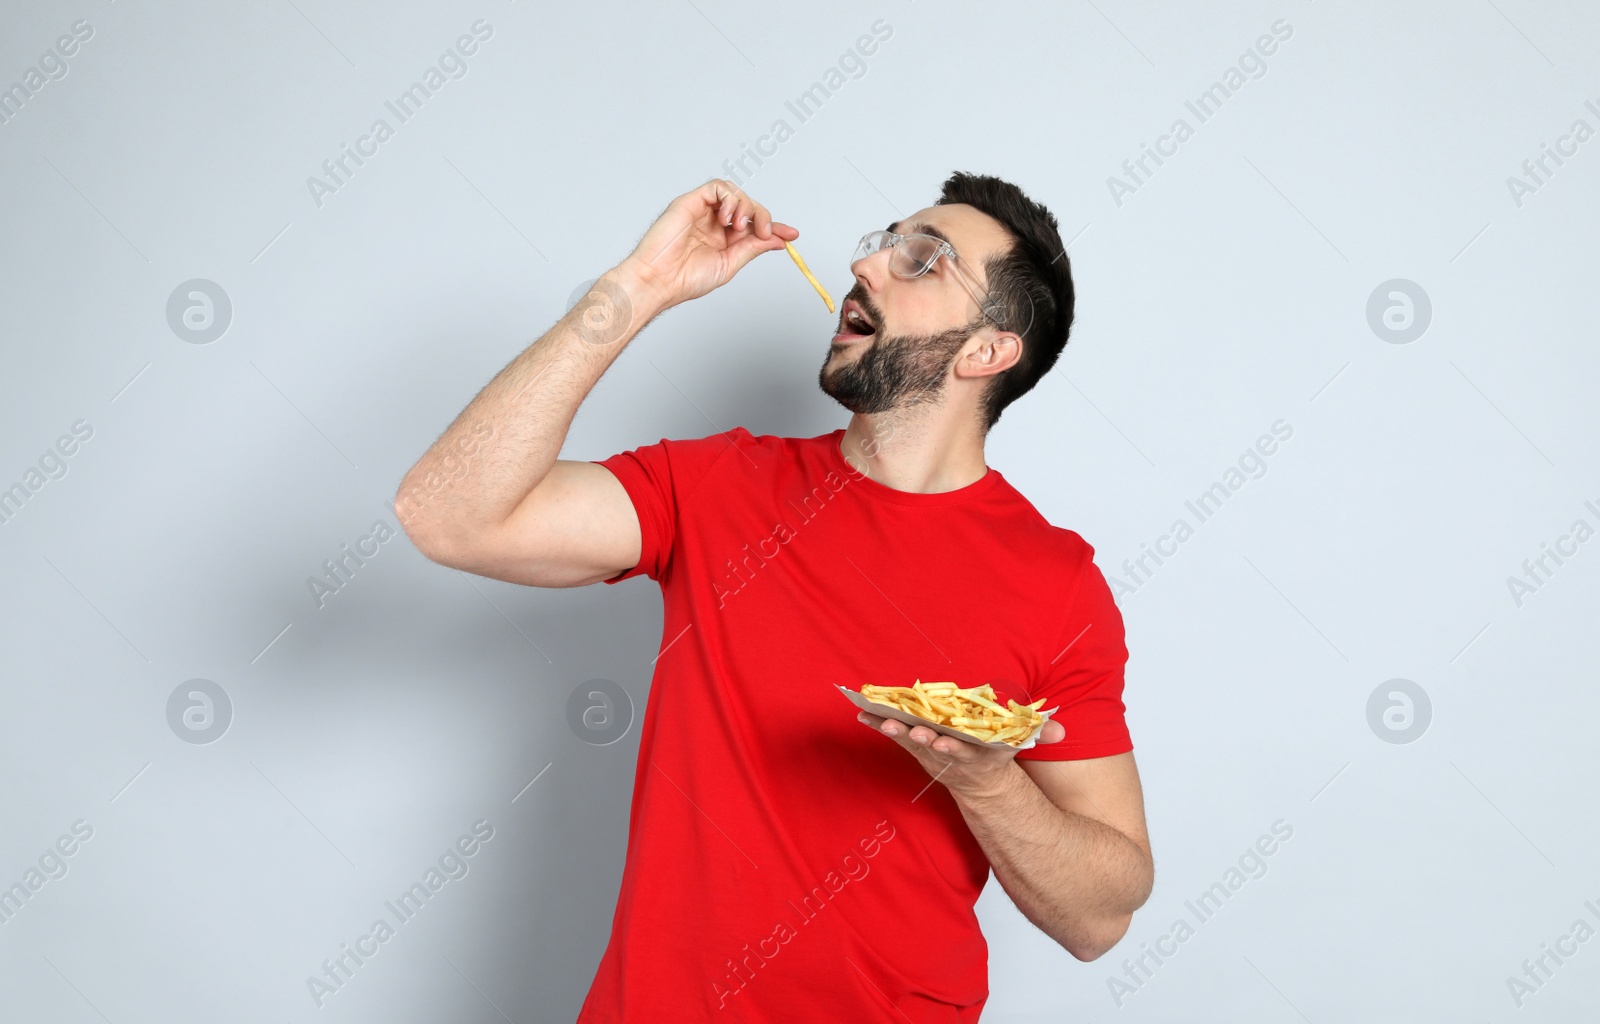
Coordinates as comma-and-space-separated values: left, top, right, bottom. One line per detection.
826, 428, 1002, 507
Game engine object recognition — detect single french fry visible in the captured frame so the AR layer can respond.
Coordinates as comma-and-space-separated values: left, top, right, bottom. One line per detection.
784, 241, 834, 312
955, 689, 1008, 715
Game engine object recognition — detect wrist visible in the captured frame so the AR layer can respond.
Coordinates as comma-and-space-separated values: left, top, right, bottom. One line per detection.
950, 759, 1028, 807
610, 257, 674, 319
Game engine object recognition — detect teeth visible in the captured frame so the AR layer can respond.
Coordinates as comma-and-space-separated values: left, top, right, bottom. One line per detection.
847, 310, 868, 326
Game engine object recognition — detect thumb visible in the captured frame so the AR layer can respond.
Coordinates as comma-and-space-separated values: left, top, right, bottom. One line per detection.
726, 228, 794, 270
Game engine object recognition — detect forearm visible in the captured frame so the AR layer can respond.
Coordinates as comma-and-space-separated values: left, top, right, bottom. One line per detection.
394, 259, 669, 539
953, 763, 1152, 960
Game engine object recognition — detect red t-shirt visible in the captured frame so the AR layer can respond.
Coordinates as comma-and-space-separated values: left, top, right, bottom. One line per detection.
577, 427, 1132, 1022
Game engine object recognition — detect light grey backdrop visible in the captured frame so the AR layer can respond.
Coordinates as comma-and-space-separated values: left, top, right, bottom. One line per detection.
2, 0, 1597, 1020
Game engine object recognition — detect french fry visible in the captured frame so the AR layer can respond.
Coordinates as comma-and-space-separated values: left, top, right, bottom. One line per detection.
784, 241, 834, 312
857, 679, 1051, 747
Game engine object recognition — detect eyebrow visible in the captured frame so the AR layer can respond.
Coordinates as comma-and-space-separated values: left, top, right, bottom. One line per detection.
887, 220, 953, 247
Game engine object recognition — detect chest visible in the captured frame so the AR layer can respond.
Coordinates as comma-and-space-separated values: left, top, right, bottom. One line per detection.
676, 476, 1062, 720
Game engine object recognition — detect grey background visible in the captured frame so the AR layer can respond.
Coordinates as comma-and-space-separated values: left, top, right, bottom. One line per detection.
2, 0, 1596, 1020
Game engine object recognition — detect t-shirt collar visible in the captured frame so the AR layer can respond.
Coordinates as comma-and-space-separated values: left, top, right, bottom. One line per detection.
826, 428, 1001, 508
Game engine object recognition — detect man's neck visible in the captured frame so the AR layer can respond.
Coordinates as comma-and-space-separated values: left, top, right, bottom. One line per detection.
839, 412, 988, 495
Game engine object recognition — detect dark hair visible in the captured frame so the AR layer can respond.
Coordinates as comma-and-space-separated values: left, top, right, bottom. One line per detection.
935, 171, 1074, 432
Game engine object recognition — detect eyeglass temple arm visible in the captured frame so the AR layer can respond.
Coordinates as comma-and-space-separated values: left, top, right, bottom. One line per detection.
942, 246, 1006, 325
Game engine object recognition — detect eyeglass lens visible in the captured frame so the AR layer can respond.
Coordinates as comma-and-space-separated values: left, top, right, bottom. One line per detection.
854, 232, 942, 277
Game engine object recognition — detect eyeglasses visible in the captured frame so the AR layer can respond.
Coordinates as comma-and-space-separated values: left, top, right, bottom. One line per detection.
851, 230, 1015, 329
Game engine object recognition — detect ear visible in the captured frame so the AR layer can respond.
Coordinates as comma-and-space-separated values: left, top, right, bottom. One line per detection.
956, 329, 1023, 379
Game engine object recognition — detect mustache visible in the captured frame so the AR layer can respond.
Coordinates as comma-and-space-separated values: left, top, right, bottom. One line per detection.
843, 285, 885, 330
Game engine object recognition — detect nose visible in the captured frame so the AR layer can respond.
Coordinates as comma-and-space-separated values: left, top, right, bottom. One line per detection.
850, 246, 891, 297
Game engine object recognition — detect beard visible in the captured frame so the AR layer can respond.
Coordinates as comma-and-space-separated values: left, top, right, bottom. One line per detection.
818, 289, 987, 415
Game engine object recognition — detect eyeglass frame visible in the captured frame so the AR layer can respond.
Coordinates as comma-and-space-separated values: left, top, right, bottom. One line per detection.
850, 229, 1026, 333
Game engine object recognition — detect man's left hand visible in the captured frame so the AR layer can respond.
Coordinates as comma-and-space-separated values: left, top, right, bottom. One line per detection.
856, 710, 1065, 800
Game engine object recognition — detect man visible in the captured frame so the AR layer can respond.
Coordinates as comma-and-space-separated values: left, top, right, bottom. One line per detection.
395, 173, 1154, 1021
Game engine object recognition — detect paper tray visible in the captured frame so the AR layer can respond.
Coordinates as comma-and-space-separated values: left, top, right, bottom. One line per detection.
837, 685, 1058, 751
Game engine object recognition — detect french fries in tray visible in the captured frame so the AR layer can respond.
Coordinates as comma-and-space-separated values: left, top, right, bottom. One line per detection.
839, 679, 1057, 749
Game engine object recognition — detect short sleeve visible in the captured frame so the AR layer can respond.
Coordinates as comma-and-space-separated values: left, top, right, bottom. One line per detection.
1015, 545, 1134, 762
589, 429, 745, 584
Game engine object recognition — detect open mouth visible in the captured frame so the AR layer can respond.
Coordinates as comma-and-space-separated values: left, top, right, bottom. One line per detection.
840, 301, 877, 337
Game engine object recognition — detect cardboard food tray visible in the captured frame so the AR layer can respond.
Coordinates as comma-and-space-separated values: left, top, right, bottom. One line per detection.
837, 685, 1058, 751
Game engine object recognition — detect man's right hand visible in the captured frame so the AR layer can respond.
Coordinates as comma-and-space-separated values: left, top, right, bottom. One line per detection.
619, 179, 799, 311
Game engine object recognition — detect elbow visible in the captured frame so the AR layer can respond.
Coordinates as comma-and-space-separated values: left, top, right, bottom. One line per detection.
392, 491, 456, 567
393, 495, 430, 551
392, 477, 430, 543
1064, 912, 1133, 962
403, 526, 461, 570
1063, 858, 1154, 962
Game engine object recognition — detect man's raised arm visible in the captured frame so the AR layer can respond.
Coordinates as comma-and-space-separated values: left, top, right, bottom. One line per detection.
392, 180, 797, 587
